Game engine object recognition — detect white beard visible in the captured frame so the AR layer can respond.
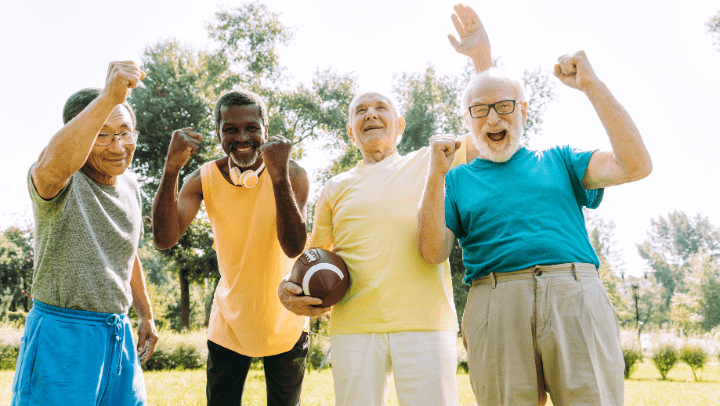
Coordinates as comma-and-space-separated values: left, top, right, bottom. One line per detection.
230, 149, 260, 169
471, 121, 523, 163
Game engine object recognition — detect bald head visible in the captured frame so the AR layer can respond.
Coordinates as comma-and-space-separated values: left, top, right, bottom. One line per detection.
348, 91, 400, 119
461, 68, 527, 112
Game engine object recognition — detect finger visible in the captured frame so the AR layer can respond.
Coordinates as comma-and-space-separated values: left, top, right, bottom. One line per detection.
308, 306, 332, 317
553, 64, 564, 79
458, 5, 473, 29
448, 34, 461, 50
562, 57, 577, 75
451, 14, 465, 36
283, 281, 304, 295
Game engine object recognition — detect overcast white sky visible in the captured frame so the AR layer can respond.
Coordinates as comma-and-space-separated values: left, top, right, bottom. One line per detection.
1, 0, 719, 277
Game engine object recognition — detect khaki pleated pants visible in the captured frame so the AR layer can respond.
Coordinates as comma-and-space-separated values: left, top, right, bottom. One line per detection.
462, 263, 624, 406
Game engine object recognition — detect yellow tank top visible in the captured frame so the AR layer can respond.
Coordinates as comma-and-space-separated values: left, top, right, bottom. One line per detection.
201, 160, 306, 357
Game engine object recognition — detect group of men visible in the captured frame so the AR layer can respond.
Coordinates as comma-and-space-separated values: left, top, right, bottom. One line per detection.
13, 3, 651, 406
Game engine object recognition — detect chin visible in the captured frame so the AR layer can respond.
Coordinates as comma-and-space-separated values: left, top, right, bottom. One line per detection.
230, 150, 259, 169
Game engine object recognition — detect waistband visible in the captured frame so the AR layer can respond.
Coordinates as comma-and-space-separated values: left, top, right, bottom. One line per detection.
471, 263, 598, 288
32, 299, 128, 325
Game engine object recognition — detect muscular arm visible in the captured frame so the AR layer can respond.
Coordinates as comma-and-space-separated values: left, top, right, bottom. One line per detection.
553, 51, 652, 190
152, 167, 203, 250
32, 62, 144, 199
130, 254, 159, 362
272, 160, 309, 258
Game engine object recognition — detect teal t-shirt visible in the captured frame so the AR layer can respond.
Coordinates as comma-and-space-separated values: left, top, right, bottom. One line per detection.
444, 145, 603, 284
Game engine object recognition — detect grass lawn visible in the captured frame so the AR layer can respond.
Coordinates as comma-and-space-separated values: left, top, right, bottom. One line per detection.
2, 361, 719, 405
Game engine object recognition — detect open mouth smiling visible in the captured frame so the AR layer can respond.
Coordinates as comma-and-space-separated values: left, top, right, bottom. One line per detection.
487, 130, 507, 142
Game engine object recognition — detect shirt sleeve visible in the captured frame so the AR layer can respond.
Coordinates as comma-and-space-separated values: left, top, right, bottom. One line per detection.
27, 165, 72, 218
444, 171, 465, 239
308, 184, 335, 248
561, 145, 604, 209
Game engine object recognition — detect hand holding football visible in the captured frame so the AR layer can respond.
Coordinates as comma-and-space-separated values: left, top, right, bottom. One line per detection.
288, 248, 350, 307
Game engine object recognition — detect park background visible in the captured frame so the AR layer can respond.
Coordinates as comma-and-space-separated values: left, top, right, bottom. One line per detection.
1, 0, 720, 404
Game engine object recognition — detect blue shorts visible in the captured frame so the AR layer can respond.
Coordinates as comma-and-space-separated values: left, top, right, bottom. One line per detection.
11, 300, 146, 406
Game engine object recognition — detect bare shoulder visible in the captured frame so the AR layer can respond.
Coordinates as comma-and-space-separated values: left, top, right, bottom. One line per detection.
179, 166, 204, 199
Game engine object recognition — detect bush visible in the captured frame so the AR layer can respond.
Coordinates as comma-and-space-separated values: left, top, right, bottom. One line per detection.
622, 347, 643, 379
306, 332, 331, 371
679, 344, 708, 382
0, 321, 22, 370
4, 310, 27, 325
143, 344, 203, 371
0, 344, 19, 370
651, 343, 678, 380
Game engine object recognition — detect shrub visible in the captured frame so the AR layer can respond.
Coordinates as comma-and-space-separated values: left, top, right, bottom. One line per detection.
679, 344, 708, 382
651, 343, 678, 380
457, 338, 469, 373
0, 321, 23, 370
4, 310, 27, 325
306, 333, 331, 371
622, 347, 643, 379
0, 344, 19, 370
142, 344, 203, 371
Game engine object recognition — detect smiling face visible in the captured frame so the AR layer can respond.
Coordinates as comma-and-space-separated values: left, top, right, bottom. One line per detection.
464, 75, 527, 163
216, 104, 267, 170
82, 105, 136, 185
347, 92, 405, 159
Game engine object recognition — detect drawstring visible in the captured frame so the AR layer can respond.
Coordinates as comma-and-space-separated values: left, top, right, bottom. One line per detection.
106, 315, 123, 375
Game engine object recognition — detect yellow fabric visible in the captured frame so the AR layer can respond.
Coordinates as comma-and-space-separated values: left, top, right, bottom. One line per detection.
201, 161, 305, 357
450, 133, 470, 167
310, 148, 458, 334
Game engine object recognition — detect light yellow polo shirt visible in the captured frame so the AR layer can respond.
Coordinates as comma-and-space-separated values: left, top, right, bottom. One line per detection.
310, 147, 459, 334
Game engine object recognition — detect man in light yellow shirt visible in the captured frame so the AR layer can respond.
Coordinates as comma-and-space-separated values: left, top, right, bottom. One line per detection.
278, 5, 491, 405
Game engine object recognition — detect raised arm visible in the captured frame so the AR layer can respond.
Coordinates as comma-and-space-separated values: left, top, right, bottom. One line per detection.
448, 3, 493, 73
260, 136, 309, 258
152, 128, 204, 250
32, 62, 145, 199
553, 51, 652, 189
418, 135, 461, 265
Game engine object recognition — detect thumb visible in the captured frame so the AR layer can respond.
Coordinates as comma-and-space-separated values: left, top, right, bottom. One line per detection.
285, 281, 303, 295
448, 34, 460, 49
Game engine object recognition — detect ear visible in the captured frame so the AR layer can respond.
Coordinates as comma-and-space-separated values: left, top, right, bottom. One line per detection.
346, 123, 356, 147
463, 112, 471, 129
396, 117, 406, 137
520, 102, 528, 126
216, 127, 221, 143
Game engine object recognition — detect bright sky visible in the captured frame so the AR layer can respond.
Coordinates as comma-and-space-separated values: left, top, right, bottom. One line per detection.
1, 0, 719, 277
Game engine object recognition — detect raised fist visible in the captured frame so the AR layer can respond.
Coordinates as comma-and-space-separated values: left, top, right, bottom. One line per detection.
259, 135, 292, 180
165, 127, 203, 172
553, 51, 600, 93
100, 61, 146, 106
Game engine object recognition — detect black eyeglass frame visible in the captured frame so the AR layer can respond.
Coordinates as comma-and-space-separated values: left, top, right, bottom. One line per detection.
467, 100, 519, 119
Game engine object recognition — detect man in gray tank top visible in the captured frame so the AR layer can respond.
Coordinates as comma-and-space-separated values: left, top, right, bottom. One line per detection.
12, 61, 158, 406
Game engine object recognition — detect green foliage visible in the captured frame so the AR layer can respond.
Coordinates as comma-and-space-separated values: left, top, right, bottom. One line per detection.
452, 272, 469, 329
651, 342, 679, 380
637, 211, 720, 309
707, 11, 720, 51
0, 225, 34, 316
520, 67, 555, 142
0, 344, 18, 370
142, 329, 207, 371
679, 344, 708, 381
623, 346, 643, 379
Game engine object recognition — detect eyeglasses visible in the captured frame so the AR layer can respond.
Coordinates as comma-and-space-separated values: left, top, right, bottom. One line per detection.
95, 131, 139, 146
468, 100, 518, 119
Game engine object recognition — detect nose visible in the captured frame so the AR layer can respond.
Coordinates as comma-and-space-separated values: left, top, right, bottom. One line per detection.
364, 106, 378, 120
486, 108, 501, 124
106, 136, 126, 153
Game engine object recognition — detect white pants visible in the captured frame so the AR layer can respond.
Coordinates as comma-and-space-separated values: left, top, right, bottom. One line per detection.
330, 330, 458, 406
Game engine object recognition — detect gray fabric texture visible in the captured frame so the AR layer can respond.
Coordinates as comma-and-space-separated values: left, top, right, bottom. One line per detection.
27, 166, 143, 314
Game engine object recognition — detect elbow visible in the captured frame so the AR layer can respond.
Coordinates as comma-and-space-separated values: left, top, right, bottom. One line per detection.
281, 234, 308, 259
628, 158, 653, 183
419, 241, 446, 266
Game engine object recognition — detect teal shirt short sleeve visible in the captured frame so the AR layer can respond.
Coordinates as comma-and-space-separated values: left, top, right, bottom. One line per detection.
444, 146, 603, 284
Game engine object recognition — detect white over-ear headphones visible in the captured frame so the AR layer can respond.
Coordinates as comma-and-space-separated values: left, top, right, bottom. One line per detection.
229, 160, 265, 188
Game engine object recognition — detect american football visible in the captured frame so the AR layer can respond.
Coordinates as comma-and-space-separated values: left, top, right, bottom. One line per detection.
289, 248, 350, 307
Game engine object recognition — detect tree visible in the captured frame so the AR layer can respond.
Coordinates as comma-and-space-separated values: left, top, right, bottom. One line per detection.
0, 225, 34, 314
674, 250, 720, 332
637, 211, 720, 307
707, 10, 720, 51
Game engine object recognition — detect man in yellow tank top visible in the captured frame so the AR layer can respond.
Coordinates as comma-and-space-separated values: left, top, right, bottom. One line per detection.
152, 89, 310, 405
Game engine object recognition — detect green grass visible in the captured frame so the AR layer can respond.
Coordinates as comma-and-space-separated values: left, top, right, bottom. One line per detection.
2, 361, 720, 405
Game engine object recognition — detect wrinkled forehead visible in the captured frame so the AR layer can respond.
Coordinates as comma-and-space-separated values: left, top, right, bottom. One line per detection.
466, 76, 520, 104
349, 92, 398, 118
102, 105, 133, 131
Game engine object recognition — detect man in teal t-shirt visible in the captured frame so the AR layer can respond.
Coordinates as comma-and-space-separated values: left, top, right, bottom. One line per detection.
419, 52, 652, 405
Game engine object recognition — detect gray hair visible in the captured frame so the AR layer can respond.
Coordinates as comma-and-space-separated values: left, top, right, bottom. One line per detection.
348, 91, 400, 119
62, 88, 137, 126
461, 68, 527, 112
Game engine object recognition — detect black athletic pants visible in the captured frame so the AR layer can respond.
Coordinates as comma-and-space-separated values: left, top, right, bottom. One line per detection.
206, 332, 309, 406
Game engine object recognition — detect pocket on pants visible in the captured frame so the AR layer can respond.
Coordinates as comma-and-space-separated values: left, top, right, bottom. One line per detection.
461, 285, 490, 354
582, 278, 621, 338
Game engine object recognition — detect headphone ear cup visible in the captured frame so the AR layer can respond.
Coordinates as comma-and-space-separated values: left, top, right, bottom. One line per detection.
229, 166, 242, 186
240, 171, 259, 188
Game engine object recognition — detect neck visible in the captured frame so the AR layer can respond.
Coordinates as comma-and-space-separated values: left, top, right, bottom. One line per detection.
360, 146, 397, 165
81, 166, 117, 186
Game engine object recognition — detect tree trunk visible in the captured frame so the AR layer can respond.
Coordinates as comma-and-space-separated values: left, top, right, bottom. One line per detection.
180, 267, 190, 331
